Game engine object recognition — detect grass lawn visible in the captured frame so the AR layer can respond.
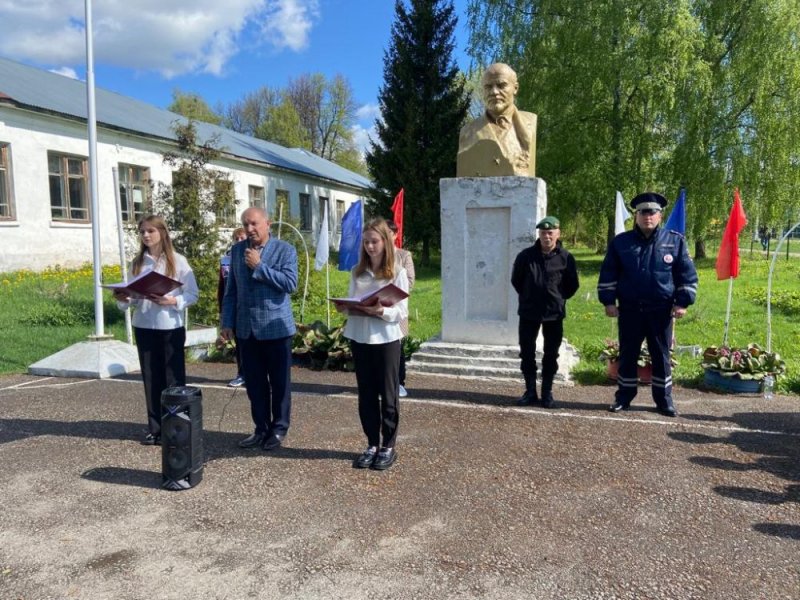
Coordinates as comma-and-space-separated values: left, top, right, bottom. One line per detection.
2, 248, 799, 394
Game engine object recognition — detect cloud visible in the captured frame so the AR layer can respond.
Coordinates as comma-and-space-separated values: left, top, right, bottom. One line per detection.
0, 0, 320, 78
260, 0, 319, 52
355, 103, 380, 123
351, 123, 376, 158
49, 67, 80, 80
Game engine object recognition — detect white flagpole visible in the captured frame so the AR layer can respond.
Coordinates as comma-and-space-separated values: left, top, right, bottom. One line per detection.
85, 0, 105, 339
722, 277, 734, 346
325, 262, 331, 328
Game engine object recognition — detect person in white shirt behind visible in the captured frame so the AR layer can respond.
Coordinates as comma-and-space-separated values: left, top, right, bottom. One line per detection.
114, 215, 199, 445
335, 218, 409, 471
386, 219, 415, 398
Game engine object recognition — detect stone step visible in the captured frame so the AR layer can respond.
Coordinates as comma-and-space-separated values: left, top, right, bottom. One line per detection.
410, 351, 521, 370
406, 336, 580, 383
413, 340, 520, 359
408, 359, 570, 382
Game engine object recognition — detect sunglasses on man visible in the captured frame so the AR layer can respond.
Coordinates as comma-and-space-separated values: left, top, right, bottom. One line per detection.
637, 208, 661, 216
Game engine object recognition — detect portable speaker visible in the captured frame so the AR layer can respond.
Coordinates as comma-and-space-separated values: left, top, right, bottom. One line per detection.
160, 386, 203, 490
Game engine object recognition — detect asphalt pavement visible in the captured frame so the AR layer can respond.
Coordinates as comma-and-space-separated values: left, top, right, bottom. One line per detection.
0, 363, 798, 600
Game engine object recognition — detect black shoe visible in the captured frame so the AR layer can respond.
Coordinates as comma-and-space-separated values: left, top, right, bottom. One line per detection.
608, 402, 630, 413
657, 406, 678, 418
371, 447, 397, 470
541, 391, 555, 409
261, 433, 285, 451
141, 433, 160, 446
353, 446, 378, 469
238, 432, 266, 448
517, 389, 538, 406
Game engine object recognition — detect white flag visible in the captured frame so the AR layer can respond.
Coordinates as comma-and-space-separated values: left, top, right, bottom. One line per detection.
314, 202, 329, 270
614, 191, 631, 235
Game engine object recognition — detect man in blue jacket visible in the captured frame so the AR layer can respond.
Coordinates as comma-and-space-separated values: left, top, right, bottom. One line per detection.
597, 192, 698, 417
221, 207, 298, 450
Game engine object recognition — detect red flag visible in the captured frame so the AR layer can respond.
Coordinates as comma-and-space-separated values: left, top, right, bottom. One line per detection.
391, 188, 404, 248
715, 188, 747, 280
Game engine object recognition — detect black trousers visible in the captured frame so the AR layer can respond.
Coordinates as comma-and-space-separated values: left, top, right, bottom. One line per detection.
134, 326, 186, 436
238, 335, 292, 436
518, 317, 563, 390
399, 353, 407, 386
615, 308, 673, 409
351, 340, 401, 448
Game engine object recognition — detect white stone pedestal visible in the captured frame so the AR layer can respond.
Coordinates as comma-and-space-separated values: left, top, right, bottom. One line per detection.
440, 176, 546, 344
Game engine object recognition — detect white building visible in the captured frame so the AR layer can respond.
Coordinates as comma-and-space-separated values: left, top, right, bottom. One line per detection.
0, 57, 371, 272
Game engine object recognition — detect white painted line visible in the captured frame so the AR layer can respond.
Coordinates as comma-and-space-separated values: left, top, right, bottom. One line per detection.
0, 377, 54, 391
0, 378, 93, 392
329, 393, 800, 439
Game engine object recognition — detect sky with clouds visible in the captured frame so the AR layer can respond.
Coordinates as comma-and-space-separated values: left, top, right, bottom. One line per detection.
0, 0, 471, 156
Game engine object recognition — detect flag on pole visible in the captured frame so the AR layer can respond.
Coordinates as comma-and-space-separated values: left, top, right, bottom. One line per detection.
716, 188, 747, 280
614, 191, 631, 235
665, 187, 687, 235
338, 200, 362, 271
314, 201, 329, 271
391, 188, 404, 248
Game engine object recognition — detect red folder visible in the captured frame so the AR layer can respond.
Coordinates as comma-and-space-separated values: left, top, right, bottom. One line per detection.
103, 270, 182, 299
330, 283, 408, 308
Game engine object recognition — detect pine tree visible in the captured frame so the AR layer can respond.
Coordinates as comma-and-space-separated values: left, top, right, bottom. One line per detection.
366, 0, 469, 264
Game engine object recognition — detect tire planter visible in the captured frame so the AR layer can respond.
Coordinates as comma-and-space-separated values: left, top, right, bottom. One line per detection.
702, 368, 762, 393
606, 361, 653, 384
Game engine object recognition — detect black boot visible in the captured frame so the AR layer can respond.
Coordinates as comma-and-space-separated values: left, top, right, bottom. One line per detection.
541, 378, 555, 408
517, 374, 538, 406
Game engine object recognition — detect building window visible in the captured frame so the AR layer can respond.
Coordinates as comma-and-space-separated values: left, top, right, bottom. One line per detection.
49, 152, 89, 222
299, 193, 311, 231
249, 185, 265, 210
275, 189, 290, 221
318, 196, 329, 230
118, 163, 150, 224
215, 180, 237, 227
0, 143, 14, 220
336, 200, 345, 232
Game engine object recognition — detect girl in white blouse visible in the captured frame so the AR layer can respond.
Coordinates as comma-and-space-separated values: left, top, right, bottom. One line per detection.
114, 215, 199, 445
336, 218, 409, 470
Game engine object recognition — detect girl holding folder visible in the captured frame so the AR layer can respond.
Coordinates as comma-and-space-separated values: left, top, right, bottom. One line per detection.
114, 215, 199, 445
335, 218, 409, 470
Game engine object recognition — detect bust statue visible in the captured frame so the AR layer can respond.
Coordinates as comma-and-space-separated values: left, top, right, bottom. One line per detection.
457, 63, 537, 178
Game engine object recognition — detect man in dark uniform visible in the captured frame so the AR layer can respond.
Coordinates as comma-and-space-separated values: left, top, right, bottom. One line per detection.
597, 192, 698, 417
511, 216, 579, 408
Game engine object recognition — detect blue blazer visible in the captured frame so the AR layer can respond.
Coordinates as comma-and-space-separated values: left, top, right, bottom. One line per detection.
221, 237, 298, 340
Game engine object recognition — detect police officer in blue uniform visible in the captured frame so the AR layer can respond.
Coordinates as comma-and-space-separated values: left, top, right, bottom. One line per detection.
512, 216, 579, 408
597, 192, 698, 417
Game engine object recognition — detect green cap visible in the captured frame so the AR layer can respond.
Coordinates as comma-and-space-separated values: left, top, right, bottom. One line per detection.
536, 216, 560, 230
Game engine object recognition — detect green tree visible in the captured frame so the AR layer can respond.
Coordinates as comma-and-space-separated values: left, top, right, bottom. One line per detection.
220, 86, 278, 136
467, 0, 800, 254
367, 0, 470, 264
153, 121, 232, 325
670, 0, 800, 257
468, 1, 699, 250
256, 97, 312, 149
168, 89, 222, 125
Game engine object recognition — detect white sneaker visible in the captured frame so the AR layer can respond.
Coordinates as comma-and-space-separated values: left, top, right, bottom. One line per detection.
398, 384, 408, 397
228, 375, 245, 388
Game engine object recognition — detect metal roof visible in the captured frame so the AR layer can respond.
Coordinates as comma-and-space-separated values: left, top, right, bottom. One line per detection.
0, 57, 372, 191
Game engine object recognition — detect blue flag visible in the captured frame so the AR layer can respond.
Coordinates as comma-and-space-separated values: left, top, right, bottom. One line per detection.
338, 200, 362, 271
665, 187, 686, 235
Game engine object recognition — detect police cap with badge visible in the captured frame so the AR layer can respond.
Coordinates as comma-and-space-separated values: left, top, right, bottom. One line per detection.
536, 216, 560, 230
630, 192, 667, 212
